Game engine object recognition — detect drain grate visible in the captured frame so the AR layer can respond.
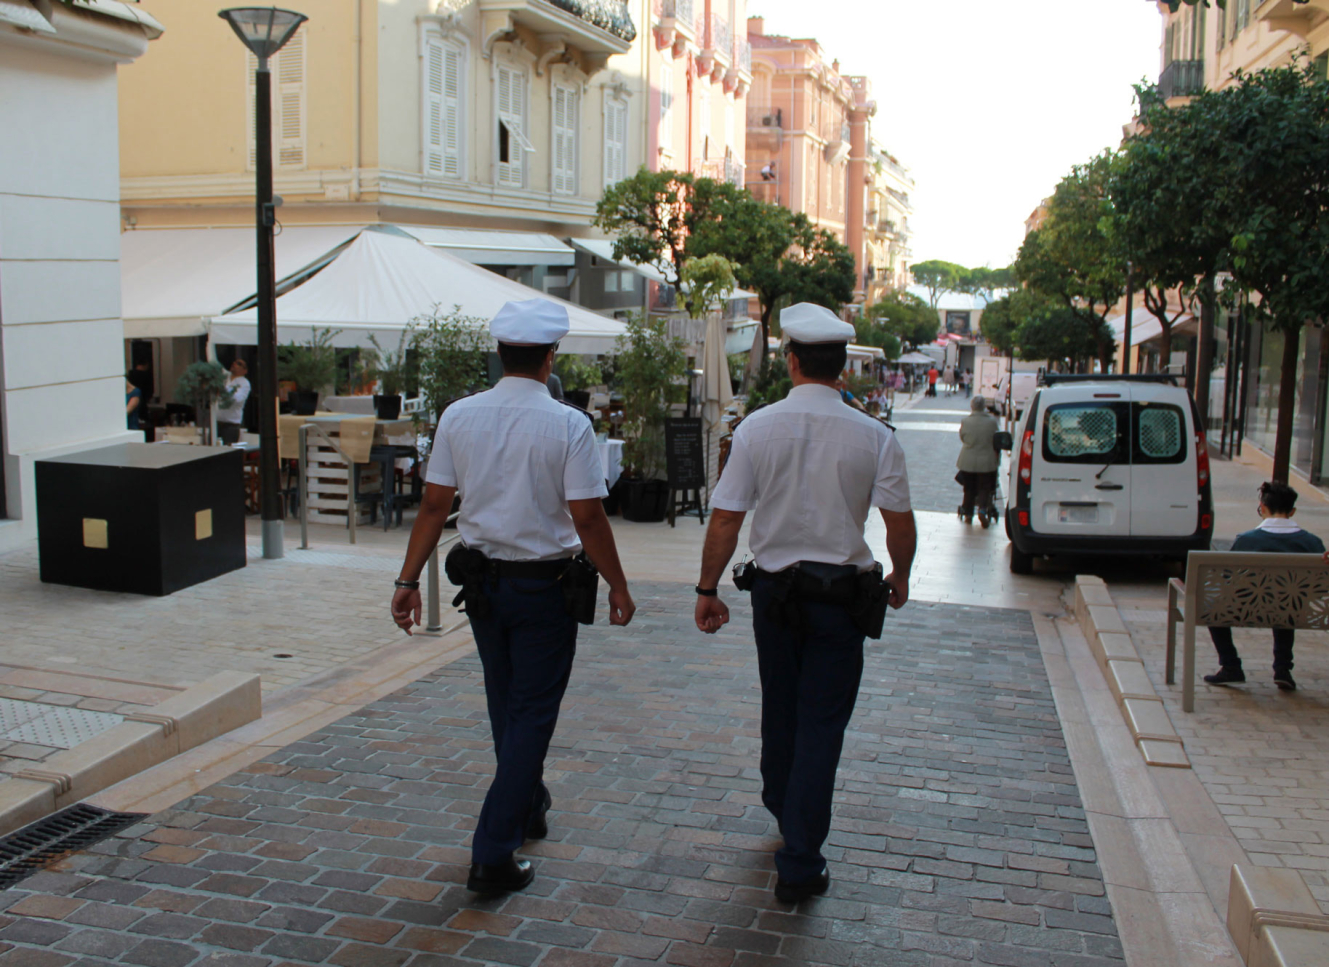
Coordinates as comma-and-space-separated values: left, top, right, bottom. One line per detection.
0, 803, 147, 890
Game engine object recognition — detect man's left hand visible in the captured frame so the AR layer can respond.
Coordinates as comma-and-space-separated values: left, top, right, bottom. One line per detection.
391, 588, 422, 634
885, 573, 909, 609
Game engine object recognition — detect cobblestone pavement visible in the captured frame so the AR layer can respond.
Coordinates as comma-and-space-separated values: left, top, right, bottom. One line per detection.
0, 583, 1124, 966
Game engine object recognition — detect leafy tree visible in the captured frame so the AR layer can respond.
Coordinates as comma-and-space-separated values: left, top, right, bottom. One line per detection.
977, 296, 1017, 356
1207, 62, 1329, 482
278, 328, 341, 391
780, 219, 857, 321
910, 260, 965, 309
613, 315, 687, 480
414, 305, 488, 417
865, 290, 937, 348
958, 265, 1015, 303
744, 356, 792, 411
680, 253, 738, 319
593, 168, 698, 285
852, 317, 901, 360
175, 361, 235, 444
1014, 306, 1108, 372
1110, 84, 1232, 367
1015, 153, 1123, 373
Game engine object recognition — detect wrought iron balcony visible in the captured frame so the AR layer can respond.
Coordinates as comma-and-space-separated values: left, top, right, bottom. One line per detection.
734, 39, 751, 73
708, 13, 731, 57
1159, 59, 1204, 100
661, 0, 693, 23
545, 0, 636, 41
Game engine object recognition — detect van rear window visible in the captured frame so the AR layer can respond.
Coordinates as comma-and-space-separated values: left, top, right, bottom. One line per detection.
1133, 403, 1186, 464
1044, 404, 1121, 462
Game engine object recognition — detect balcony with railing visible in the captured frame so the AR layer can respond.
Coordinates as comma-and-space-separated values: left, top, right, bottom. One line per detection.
1159, 59, 1204, 100
482, 0, 635, 56
652, 0, 695, 53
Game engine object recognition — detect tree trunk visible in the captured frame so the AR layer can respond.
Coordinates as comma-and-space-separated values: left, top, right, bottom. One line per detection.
1194, 276, 1216, 432
1271, 323, 1301, 484
1159, 322, 1172, 370
758, 302, 773, 374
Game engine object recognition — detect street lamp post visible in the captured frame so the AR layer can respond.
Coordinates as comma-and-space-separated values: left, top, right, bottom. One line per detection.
1121, 261, 1134, 376
219, 7, 307, 561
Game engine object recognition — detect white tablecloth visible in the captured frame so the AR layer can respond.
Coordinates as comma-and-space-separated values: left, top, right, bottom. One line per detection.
598, 438, 624, 490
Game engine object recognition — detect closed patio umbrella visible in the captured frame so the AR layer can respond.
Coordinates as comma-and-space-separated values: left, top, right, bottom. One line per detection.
701, 313, 734, 431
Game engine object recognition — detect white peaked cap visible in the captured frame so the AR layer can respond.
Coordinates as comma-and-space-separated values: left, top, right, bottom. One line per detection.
489, 298, 571, 345
781, 302, 855, 344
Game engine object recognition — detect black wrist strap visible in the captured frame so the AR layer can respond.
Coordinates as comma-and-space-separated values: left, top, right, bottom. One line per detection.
394, 579, 420, 590
695, 586, 718, 597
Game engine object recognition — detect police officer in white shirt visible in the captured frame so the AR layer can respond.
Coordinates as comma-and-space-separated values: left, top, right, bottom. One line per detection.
695, 302, 917, 903
391, 299, 636, 896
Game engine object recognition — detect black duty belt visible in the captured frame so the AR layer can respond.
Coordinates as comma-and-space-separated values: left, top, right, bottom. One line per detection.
732, 559, 890, 640
444, 544, 599, 625
491, 557, 574, 579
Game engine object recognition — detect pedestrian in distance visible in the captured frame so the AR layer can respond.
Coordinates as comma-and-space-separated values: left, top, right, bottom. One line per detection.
955, 395, 1000, 527
926, 365, 939, 397
1204, 481, 1323, 692
216, 359, 250, 446
694, 302, 917, 904
943, 364, 956, 396
962, 368, 973, 397
391, 299, 636, 896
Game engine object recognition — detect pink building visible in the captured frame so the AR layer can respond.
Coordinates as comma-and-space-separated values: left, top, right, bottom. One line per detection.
743, 18, 874, 297
650, 0, 752, 185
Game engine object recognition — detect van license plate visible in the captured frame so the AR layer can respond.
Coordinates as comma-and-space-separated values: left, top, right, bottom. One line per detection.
1058, 505, 1098, 524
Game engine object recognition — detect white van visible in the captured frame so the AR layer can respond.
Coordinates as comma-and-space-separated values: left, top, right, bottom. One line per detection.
994, 372, 1038, 420
1003, 375, 1213, 574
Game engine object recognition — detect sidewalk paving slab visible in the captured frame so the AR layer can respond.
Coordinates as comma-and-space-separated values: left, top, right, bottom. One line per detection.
0, 584, 1125, 967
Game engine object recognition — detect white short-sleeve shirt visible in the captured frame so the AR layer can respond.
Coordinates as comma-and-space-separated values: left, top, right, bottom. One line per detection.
711, 383, 911, 572
425, 377, 608, 561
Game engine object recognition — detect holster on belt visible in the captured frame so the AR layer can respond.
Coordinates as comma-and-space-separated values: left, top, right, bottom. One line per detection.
735, 559, 890, 640
444, 543, 493, 619
562, 552, 599, 625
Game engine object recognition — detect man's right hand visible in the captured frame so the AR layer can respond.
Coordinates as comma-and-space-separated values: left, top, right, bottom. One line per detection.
695, 595, 730, 634
391, 588, 422, 635
608, 586, 636, 626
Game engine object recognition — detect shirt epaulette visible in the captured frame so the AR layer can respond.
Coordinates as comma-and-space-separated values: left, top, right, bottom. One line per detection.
557, 399, 594, 424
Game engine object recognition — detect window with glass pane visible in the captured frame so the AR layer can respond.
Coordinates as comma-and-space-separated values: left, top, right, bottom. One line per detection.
1044, 405, 1119, 460
1135, 404, 1185, 462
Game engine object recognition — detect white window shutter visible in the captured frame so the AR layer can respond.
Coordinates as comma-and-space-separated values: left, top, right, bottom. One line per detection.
277, 31, 305, 168
497, 65, 526, 188
425, 40, 445, 175
604, 98, 626, 188
246, 29, 305, 171
442, 44, 462, 178
659, 62, 672, 149
552, 85, 577, 195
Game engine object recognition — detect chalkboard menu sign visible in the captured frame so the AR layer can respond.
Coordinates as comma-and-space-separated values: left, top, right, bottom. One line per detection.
665, 418, 705, 489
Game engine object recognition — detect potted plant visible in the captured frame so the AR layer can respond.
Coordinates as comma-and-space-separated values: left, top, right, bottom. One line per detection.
366, 328, 417, 420
553, 354, 604, 410
612, 314, 685, 522
278, 328, 340, 414
413, 305, 488, 420
174, 361, 235, 445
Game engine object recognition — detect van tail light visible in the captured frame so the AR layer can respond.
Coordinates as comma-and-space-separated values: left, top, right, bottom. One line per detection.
1018, 510, 1030, 526
1018, 430, 1034, 484
1200, 513, 1213, 531
1196, 432, 1210, 487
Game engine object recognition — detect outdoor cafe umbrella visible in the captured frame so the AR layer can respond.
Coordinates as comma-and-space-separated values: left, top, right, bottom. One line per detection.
897, 351, 936, 365
701, 312, 734, 431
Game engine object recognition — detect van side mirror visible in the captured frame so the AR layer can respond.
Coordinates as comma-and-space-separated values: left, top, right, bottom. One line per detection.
994, 431, 1013, 452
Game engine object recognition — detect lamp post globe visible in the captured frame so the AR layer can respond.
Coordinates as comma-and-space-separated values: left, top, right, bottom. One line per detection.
220, 6, 307, 560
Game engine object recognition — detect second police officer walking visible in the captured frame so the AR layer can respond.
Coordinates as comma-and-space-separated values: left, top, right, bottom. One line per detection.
391, 299, 635, 896
695, 303, 917, 903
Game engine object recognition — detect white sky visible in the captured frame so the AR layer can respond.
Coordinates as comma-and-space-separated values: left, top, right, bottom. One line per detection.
746, 0, 1163, 269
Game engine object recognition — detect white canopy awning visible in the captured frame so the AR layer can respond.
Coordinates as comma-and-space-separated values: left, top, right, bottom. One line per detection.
209, 229, 626, 354
120, 225, 363, 338
1105, 305, 1195, 347
847, 343, 886, 360
724, 319, 760, 356
397, 227, 574, 266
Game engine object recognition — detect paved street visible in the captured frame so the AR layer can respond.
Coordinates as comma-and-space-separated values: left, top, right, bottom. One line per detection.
0, 583, 1124, 966
890, 392, 976, 515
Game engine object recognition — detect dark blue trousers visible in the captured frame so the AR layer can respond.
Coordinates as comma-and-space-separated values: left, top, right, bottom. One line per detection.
1209, 626, 1295, 673
751, 576, 866, 884
466, 575, 577, 864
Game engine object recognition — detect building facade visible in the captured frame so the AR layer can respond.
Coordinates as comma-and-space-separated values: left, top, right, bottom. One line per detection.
863, 142, 915, 303
0, 0, 161, 550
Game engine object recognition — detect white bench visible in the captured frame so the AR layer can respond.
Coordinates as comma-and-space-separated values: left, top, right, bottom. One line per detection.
1166, 551, 1329, 711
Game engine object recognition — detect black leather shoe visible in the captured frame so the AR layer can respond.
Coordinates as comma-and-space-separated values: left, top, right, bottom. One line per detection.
1203, 667, 1246, 685
1275, 671, 1297, 691
467, 857, 534, 895
526, 788, 552, 841
774, 868, 830, 904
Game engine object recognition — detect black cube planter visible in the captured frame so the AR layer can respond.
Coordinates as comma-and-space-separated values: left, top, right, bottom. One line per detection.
290, 390, 320, 415
36, 443, 246, 596
620, 478, 669, 523
373, 394, 403, 420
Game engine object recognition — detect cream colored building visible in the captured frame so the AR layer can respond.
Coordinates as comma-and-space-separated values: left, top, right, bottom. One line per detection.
863, 142, 914, 303
120, 0, 648, 236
